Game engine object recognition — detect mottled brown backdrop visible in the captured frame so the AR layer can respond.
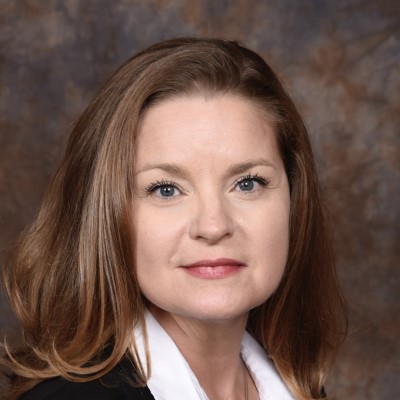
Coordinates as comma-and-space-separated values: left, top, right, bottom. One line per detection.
0, 1, 399, 399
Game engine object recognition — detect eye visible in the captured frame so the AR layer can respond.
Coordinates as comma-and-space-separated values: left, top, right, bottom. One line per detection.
238, 179, 256, 191
145, 180, 183, 199
234, 174, 269, 193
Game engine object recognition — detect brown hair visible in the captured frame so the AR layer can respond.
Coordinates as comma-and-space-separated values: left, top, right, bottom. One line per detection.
2, 38, 347, 399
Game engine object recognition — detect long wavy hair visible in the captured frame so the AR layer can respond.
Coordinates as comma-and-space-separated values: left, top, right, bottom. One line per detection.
1, 37, 347, 399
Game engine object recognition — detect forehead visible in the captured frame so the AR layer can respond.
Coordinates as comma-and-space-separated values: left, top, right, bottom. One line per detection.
134, 94, 281, 169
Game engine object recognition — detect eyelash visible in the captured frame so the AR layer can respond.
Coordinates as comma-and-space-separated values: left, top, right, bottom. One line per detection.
145, 174, 270, 196
233, 173, 270, 190
145, 180, 183, 194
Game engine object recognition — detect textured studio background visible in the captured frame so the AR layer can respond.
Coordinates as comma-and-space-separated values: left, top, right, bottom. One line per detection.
0, 1, 399, 399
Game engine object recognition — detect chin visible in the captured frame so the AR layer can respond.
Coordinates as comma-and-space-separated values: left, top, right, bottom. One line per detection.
169, 298, 267, 322
146, 288, 273, 323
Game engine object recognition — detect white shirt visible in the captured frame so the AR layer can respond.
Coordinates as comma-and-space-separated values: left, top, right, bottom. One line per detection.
134, 311, 294, 400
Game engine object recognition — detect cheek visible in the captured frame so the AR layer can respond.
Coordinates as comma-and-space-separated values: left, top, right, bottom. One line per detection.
246, 199, 290, 287
259, 211, 289, 260
132, 206, 189, 312
133, 206, 184, 273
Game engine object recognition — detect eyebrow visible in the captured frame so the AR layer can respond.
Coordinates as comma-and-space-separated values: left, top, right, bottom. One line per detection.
227, 159, 277, 175
135, 158, 277, 178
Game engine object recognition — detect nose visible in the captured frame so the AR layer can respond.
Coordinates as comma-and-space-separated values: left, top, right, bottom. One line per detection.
188, 193, 234, 244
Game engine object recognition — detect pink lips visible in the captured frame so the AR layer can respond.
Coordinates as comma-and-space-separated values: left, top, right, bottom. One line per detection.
182, 258, 245, 279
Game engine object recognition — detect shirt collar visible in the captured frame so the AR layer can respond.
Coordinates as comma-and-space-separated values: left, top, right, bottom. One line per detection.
241, 330, 295, 399
134, 310, 294, 400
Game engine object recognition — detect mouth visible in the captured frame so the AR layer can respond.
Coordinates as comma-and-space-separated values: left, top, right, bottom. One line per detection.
181, 258, 246, 279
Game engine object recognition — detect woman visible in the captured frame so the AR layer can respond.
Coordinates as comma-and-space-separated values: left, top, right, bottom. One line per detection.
1, 38, 348, 400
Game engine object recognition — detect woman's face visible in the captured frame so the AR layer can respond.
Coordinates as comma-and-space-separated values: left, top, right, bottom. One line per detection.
133, 95, 290, 322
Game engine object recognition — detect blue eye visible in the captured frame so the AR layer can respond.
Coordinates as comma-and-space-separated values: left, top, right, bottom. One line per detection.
157, 185, 177, 197
235, 174, 269, 193
146, 180, 182, 199
238, 179, 255, 191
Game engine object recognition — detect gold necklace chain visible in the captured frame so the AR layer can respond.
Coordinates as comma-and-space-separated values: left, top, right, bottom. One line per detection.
205, 361, 249, 400
243, 360, 248, 400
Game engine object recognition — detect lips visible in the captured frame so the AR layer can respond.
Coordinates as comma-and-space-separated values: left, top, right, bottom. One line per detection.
182, 258, 245, 278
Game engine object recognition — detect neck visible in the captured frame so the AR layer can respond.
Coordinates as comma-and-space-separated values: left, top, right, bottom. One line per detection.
149, 305, 250, 400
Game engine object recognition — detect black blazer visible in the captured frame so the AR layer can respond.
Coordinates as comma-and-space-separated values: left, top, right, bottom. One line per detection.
20, 359, 155, 400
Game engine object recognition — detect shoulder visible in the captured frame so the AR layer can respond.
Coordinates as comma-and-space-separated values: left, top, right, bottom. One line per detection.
20, 379, 153, 400
20, 360, 155, 400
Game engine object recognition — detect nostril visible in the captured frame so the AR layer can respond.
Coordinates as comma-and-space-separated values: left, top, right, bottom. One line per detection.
189, 216, 234, 243
188, 196, 235, 243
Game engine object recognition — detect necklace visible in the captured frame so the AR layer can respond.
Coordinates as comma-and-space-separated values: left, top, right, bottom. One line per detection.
203, 360, 249, 400
243, 360, 248, 400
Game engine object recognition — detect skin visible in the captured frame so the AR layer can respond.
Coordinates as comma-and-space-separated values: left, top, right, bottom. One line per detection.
132, 94, 290, 400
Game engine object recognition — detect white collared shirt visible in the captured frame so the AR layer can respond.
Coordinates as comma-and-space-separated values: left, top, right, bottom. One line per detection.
134, 311, 294, 400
